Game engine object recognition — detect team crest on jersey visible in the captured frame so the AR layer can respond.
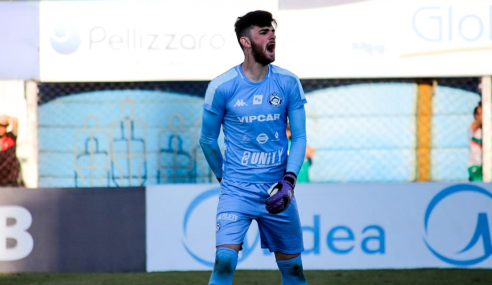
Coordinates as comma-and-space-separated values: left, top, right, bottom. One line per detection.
268, 93, 283, 108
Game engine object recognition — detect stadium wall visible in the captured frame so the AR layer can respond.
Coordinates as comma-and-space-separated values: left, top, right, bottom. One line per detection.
1, 183, 491, 272
34, 79, 482, 187
0, 187, 146, 272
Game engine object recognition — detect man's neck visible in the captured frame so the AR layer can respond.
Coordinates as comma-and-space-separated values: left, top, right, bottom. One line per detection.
241, 60, 269, 83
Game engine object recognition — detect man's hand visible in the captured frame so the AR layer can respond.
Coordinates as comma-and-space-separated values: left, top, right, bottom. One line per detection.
265, 172, 297, 214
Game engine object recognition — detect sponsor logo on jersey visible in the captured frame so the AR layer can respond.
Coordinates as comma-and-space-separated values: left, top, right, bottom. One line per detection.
253, 95, 263, 105
272, 132, 280, 141
256, 133, 269, 144
217, 213, 238, 221
237, 114, 280, 123
268, 93, 283, 108
234, 99, 248, 107
241, 149, 284, 166
241, 135, 252, 144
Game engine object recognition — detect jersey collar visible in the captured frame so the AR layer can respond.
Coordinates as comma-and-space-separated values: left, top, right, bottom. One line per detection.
236, 64, 271, 86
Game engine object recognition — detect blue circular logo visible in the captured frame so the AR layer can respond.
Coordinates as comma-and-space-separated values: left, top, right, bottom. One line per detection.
182, 188, 260, 267
424, 184, 492, 266
50, 22, 81, 55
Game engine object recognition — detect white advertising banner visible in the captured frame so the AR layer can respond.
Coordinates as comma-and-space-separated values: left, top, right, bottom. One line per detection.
40, 0, 492, 81
275, 0, 492, 78
39, 0, 276, 82
146, 182, 492, 271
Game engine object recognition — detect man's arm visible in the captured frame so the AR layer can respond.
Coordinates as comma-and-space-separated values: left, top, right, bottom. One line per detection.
305, 145, 315, 159
286, 106, 307, 175
199, 109, 224, 181
265, 106, 306, 214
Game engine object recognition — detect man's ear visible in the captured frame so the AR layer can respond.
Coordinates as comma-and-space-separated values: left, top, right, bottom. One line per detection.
240, 37, 251, 49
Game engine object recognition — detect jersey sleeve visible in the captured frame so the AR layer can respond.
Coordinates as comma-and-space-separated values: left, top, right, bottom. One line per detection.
286, 106, 307, 175
203, 80, 227, 117
199, 109, 224, 179
285, 74, 307, 175
288, 76, 307, 112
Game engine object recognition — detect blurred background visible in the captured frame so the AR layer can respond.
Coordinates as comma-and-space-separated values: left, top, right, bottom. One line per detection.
0, 0, 491, 187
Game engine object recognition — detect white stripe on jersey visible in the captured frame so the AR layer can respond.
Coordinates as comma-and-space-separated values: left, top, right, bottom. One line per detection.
205, 68, 238, 106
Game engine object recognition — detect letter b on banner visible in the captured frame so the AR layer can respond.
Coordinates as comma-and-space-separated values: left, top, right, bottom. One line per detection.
0, 206, 34, 261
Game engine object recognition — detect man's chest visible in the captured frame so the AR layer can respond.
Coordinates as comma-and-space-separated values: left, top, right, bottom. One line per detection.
225, 84, 288, 119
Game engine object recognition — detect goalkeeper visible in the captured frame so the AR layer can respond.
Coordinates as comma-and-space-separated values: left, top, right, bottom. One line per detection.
199, 10, 308, 285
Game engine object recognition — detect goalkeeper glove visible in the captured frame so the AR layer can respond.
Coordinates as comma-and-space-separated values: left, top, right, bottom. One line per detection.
265, 172, 297, 214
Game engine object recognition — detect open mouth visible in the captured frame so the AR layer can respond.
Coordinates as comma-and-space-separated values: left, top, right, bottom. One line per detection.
267, 43, 275, 53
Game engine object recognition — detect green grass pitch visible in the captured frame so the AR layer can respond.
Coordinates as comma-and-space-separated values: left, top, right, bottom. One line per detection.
1, 269, 491, 285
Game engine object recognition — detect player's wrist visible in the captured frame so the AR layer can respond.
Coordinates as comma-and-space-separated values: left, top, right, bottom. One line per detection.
283, 172, 297, 184
285, 171, 297, 177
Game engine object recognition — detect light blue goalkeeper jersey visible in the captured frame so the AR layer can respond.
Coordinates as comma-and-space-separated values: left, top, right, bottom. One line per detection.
203, 64, 307, 183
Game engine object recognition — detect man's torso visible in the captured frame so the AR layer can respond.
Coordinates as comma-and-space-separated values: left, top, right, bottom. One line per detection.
204, 64, 305, 182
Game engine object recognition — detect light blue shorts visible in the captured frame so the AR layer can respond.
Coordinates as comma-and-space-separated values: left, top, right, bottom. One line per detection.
215, 179, 304, 254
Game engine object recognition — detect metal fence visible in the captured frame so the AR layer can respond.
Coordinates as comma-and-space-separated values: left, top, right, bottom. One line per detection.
26, 77, 483, 187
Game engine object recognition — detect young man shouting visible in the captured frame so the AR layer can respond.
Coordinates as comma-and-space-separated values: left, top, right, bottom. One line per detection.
200, 10, 309, 285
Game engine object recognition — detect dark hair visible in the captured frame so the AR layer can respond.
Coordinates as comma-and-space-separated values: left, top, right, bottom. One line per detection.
234, 10, 277, 49
474, 105, 481, 116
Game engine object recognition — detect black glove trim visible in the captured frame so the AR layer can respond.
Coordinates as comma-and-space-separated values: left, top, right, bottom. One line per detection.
284, 172, 297, 184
